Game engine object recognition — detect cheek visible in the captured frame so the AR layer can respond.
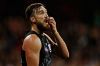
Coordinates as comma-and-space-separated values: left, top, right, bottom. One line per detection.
36, 15, 45, 20
44, 23, 50, 28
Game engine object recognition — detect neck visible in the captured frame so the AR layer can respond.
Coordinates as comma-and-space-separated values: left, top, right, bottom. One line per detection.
31, 24, 43, 34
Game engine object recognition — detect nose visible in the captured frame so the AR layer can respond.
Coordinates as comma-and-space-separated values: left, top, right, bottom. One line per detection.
45, 14, 49, 19
45, 15, 49, 23
45, 16, 49, 21
45, 13, 49, 17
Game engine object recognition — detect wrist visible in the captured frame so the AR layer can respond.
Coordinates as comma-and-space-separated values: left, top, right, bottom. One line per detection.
53, 30, 59, 34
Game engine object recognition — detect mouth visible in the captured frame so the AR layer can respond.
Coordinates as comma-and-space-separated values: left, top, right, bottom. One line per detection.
44, 19, 48, 23
45, 17, 50, 23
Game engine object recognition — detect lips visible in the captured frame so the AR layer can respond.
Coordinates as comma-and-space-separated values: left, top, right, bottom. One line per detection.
44, 19, 49, 23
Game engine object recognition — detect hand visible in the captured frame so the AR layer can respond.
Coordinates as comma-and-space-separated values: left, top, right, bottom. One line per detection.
48, 17, 57, 33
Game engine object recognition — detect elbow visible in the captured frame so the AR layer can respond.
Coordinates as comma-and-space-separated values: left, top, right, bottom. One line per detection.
58, 51, 69, 60
64, 51, 70, 59
67, 50, 70, 58
67, 52, 69, 58
61, 49, 70, 59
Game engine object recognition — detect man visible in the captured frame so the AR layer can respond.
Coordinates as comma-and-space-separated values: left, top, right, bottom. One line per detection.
21, 3, 69, 66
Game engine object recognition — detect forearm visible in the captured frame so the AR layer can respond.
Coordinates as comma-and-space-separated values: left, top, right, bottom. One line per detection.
47, 17, 69, 58
53, 31, 69, 58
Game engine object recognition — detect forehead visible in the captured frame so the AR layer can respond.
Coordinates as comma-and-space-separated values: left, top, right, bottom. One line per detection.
37, 6, 47, 12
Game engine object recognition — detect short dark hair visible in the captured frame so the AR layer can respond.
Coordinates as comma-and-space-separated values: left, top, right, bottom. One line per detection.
25, 3, 44, 20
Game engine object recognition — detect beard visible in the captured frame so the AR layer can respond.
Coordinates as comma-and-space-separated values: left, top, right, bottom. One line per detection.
37, 22, 50, 32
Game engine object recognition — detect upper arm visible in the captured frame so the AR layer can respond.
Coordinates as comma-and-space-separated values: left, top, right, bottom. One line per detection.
22, 34, 42, 66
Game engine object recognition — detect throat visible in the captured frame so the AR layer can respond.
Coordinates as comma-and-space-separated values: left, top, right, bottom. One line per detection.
31, 25, 43, 34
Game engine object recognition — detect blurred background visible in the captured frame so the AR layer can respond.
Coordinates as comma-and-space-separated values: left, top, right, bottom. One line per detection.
0, 0, 100, 66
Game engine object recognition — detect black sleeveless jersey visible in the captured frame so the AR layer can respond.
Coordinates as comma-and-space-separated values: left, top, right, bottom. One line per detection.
21, 31, 53, 66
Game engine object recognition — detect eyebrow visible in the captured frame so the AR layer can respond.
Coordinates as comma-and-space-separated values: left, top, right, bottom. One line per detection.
37, 9, 47, 13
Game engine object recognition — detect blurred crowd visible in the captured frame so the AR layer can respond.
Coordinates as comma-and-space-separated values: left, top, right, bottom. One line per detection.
0, 16, 100, 66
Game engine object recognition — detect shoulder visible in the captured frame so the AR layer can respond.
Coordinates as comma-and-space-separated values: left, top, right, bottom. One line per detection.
22, 34, 42, 52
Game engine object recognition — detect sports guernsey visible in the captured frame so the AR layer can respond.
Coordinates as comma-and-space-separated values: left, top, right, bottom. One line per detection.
21, 31, 53, 66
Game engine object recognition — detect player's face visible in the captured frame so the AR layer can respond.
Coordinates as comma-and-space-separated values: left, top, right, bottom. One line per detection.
33, 6, 50, 31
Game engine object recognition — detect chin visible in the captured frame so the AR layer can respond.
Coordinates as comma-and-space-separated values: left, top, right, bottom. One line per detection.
42, 26, 50, 31
38, 25, 49, 32
44, 25, 50, 30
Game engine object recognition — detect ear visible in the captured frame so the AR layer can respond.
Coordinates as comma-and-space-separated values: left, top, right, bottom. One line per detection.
30, 17, 36, 23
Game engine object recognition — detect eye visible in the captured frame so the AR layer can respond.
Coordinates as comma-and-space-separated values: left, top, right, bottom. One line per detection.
37, 10, 47, 15
39, 11, 44, 14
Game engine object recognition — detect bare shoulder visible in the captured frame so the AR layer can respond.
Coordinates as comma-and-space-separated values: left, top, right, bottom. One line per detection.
22, 34, 42, 52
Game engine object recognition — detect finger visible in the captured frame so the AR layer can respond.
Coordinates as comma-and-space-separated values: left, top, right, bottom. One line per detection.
49, 17, 54, 20
49, 17, 56, 23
